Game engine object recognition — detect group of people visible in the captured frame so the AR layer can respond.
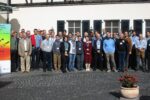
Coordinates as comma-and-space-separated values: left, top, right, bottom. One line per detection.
11, 28, 150, 73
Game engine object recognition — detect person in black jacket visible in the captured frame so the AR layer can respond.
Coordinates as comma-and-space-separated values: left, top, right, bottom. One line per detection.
147, 36, 150, 72
93, 33, 103, 71
76, 36, 84, 70
60, 36, 70, 73
146, 32, 150, 72
116, 33, 128, 72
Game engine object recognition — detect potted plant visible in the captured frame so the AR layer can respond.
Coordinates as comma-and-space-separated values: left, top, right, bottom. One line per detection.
118, 73, 139, 99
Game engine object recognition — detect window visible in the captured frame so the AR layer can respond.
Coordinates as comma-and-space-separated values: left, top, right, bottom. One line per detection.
82, 20, 90, 36
105, 20, 120, 33
121, 20, 129, 33
68, 21, 81, 34
57, 20, 65, 33
146, 20, 150, 32
94, 20, 102, 33
134, 20, 142, 34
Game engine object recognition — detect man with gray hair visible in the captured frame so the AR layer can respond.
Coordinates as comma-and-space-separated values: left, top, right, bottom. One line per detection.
41, 34, 53, 72
18, 33, 32, 73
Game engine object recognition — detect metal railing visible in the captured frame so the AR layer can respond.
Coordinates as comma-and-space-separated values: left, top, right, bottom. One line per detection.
10, 0, 150, 7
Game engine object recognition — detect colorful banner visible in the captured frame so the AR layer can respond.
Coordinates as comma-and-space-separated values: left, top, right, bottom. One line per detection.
0, 24, 11, 74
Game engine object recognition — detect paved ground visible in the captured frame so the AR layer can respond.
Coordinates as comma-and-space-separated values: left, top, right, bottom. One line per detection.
0, 70, 150, 100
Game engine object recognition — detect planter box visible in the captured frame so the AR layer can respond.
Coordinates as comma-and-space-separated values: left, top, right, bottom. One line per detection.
120, 86, 139, 99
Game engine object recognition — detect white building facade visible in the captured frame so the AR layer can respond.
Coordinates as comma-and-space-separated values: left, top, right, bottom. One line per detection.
1, 0, 150, 36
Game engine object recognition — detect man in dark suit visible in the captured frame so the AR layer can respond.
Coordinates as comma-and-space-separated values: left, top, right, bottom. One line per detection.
93, 33, 103, 71
60, 36, 70, 73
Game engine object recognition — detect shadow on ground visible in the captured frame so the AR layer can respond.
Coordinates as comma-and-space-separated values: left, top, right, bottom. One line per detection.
109, 91, 121, 99
140, 96, 150, 100
0, 81, 12, 88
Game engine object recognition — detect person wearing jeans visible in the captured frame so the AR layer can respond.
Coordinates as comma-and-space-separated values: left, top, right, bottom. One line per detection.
103, 32, 117, 72
116, 33, 128, 72
68, 35, 76, 71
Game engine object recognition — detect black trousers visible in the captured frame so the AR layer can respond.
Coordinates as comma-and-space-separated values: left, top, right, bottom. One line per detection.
93, 52, 103, 70
43, 51, 52, 70
129, 45, 137, 70
147, 52, 150, 71
31, 47, 41, 69
115, 51, 119, 69
61, 54, 69, 72
11, 50, 18, 72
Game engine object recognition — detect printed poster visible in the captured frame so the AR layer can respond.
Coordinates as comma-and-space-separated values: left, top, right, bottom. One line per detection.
0, 24, 11, 74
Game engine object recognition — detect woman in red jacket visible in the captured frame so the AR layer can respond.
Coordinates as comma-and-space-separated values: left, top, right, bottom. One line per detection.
83, 36, 92, 71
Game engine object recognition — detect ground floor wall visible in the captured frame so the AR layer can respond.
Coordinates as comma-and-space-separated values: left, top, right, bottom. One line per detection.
9, 3, 150, 37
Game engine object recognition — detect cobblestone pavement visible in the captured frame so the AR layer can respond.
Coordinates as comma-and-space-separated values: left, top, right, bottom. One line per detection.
0, 70, 150, 100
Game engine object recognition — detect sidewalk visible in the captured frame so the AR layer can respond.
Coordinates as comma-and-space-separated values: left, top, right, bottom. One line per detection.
0, 70, 150, 100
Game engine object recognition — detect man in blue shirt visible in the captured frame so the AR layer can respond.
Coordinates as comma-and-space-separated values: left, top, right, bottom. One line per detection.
130, 31, 139, 70
136, 33, 147, 71
31, 29, 43, 69
103, 32, 117, 72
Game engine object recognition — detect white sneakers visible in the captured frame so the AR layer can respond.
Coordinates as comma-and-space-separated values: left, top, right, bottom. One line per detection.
107, 70, 111, 72
86, 68, 90, 71
107, 69, 118, 72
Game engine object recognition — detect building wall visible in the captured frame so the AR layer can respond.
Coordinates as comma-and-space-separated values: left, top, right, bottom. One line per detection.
9, 3, 150, 36
0, 14, 7, 23
0, 0, 7, 23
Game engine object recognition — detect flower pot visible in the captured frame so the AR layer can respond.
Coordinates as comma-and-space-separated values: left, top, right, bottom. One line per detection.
120, 86, 139, 99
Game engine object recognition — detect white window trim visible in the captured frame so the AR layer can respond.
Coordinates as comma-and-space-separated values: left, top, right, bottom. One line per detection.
105, 20, 120, 33
68, 21, 81, 34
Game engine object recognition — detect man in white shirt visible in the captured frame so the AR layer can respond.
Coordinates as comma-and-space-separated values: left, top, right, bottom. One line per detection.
41, 34, 54, 72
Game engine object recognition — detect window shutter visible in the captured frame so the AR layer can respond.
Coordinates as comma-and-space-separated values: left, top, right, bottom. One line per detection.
57, 20, 65, 33
134, 20, 142, 35
121, 20, 129, 33
82, 20, 90, 36
94, 20, 102, 33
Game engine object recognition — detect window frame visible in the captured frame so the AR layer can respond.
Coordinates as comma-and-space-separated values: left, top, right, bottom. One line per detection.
68, 20, 81, 34
146, 20, 150, 32
105, 20, 120, 33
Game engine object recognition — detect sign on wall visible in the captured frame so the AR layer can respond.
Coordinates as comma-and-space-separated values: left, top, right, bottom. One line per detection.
0, 24, 11, 74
